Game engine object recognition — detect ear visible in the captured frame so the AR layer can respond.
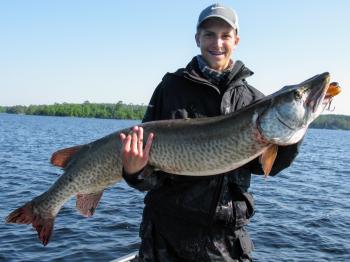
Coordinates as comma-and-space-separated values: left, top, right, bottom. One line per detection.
233, 35, 240, 47
195, 33, 200, 47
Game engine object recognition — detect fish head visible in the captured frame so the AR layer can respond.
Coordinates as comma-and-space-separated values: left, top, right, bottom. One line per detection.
258, 72, 330, 145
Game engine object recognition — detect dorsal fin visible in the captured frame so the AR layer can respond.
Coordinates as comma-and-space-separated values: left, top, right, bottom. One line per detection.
260, 145, 278, 176
50, 145, 83, 168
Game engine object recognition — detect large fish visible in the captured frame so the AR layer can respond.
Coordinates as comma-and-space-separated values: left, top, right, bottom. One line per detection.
5, 72, 340, 246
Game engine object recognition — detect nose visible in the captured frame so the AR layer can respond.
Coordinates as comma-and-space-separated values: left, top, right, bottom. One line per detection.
215, 37, 224, 47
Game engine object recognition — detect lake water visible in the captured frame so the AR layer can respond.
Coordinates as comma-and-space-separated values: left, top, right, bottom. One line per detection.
0, 113, 349, 262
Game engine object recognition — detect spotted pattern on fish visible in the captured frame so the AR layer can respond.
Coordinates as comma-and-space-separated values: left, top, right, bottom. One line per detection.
5, 72, 334, 246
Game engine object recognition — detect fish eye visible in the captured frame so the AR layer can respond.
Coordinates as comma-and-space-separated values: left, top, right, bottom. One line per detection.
294, 90, 302, 100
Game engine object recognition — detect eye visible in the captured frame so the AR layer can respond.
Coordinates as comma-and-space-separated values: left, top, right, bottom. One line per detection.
203, 32, 214, 38
294, 90, 302, 100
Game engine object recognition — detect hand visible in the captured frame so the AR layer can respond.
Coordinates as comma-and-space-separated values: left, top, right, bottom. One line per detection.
120, 126, 154, 175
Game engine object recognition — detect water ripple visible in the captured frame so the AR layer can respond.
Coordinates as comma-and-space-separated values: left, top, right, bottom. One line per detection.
1, 114, 350, 261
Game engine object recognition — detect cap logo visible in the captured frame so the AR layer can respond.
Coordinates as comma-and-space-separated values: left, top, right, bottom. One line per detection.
211, 6, 225, 10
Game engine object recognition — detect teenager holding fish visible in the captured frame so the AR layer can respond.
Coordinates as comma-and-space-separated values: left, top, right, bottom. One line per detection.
5, 3, 341, 255
120, 3, 301, 261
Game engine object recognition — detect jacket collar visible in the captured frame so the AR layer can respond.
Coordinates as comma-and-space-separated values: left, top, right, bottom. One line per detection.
177, 57, 254, 91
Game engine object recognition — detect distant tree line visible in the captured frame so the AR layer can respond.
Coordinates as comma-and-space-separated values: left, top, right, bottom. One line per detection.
309, 114, 350, 130
0, 101, 147, 120
1, 104, 349, 130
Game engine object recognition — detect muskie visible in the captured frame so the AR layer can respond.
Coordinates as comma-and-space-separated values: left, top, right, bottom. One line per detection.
6, 72, 340, 246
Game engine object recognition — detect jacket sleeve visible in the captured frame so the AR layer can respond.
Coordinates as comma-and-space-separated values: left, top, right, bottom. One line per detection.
123, 81, 168, 191
246, 141, 303, 176
269, 140, 303, 176
142, 81, 165, 122
122, 167, 167, 192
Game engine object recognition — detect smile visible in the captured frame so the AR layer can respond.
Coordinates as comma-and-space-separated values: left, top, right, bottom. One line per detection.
208, 51, 225, 56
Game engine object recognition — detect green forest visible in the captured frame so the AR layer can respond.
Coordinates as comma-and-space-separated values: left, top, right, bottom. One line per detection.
1, 103, 349, 130
309, 114, 350, 130
0, 101, 146, 120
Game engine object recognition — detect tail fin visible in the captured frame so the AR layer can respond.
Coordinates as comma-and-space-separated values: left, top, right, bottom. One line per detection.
5, 202, 55, 246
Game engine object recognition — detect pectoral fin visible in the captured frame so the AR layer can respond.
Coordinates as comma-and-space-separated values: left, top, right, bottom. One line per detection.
76, 191, 104, 217
260, 145, 278, 176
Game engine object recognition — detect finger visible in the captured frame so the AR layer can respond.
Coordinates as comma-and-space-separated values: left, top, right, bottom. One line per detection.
128, 126, 138, 137
138, 127, 144, 157
120, 133, 126, 142
131, 129, 138, 154
120, 133, 127, 152
143, 133, 154, 159
123, 134, 131, 153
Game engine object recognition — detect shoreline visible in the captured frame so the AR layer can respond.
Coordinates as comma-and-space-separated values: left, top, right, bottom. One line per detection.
1, 112, 350, 131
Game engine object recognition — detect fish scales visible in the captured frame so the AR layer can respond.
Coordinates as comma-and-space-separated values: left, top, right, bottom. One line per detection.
5, 72, 338, 246
12, 110, 266, 221
143, 108, 268, 175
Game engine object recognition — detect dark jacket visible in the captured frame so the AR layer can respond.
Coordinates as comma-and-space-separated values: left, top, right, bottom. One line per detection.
123, 57, 300, 261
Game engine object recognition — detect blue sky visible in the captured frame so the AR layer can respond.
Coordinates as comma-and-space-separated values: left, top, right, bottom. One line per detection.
1, 0, 349, 115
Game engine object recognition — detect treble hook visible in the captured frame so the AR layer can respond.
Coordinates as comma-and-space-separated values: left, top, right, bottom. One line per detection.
326, 98, 336, 111
325, 82, 341, 112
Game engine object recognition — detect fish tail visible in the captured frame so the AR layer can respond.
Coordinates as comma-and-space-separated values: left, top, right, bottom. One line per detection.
5, 201, 55, 246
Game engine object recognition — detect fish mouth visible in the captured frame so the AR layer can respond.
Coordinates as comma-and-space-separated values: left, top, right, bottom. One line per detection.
306, 72, 330, 112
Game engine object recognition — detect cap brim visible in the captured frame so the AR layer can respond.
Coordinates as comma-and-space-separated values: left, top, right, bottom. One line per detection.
197, 15, 238, 31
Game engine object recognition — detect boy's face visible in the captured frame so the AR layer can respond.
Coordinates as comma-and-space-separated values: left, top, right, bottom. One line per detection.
195, 18, 239, 72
